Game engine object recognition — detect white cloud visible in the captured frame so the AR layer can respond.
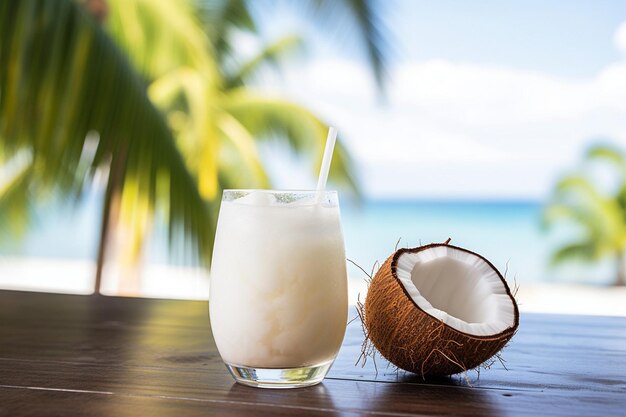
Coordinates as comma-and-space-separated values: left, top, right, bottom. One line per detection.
391, 60, 600, 124
614, 21, 626, 56
262, 26, 626, 200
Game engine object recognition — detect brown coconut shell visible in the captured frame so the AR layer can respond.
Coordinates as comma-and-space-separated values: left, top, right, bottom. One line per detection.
364, 243, 519, 379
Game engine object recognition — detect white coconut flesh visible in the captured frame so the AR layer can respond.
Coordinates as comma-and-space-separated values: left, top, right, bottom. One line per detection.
395, 245, 517, 337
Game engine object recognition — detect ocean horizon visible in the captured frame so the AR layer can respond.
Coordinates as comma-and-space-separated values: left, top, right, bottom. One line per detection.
0, 190, 615, 286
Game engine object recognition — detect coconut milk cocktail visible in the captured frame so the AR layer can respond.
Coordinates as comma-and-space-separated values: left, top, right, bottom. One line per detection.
209, 189, 349, 388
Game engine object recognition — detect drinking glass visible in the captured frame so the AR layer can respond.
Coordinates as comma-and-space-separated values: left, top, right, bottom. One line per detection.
209, 190, 348, 388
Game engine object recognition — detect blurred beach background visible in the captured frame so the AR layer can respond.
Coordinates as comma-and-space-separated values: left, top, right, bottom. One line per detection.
1, 0, 626, 315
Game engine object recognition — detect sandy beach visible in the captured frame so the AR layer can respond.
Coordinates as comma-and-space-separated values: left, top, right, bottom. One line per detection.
0, 256, 624, 317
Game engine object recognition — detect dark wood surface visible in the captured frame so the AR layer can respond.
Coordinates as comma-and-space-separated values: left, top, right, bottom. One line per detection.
0, 290, 624, 416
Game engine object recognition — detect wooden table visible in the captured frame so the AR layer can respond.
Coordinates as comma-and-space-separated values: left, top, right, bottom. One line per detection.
0, 290, 624, 416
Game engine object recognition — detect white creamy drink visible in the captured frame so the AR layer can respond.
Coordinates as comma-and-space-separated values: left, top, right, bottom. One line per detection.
209, 190, 348, 370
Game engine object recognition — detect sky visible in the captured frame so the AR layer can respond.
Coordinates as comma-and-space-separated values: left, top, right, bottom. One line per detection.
246, 1, 626, 201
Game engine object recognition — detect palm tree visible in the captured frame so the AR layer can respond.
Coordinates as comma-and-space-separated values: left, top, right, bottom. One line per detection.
0, 0, 214, 293
198, 0, 387, 89
0, 0, 388, 293
102, 0, 372, 293
543, 144, 626, 286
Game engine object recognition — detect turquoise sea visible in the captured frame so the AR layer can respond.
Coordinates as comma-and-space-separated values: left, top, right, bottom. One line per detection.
343, 199, 615, 285
346, 200, 564, 284
0, 190, 614, 285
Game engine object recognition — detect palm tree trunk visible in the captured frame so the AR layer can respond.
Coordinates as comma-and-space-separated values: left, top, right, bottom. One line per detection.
617, 251, 626, 287
94, 149, 126, 294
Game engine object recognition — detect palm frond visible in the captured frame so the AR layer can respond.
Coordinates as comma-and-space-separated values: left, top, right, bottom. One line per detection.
300, 0, 388, 89
200, 0, 256, 62
339, 0, 387, 88
106, 0, 218, 81
550, 241, 601, 266
586, 144, 626, 213
542, 204, 595, 231
217, 112, 270, 189
554, 175, 601, 199
225, 34, 305, 89
149, 68, 220, 200
544, 147, 626, 277
0, 0, 214, 263
547, 174, 625, 240
586, 144, 626, 178
201, 0, 388, 90
225, 90, 360, 194
0, 155, 34, 237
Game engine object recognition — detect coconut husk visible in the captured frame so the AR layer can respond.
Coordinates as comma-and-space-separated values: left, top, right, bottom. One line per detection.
364, 243, 519, 379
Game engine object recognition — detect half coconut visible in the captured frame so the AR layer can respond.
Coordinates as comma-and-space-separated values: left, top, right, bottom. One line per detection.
364, 242, 519, 378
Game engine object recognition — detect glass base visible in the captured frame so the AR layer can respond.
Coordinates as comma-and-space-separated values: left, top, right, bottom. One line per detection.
225, 360, 334, 389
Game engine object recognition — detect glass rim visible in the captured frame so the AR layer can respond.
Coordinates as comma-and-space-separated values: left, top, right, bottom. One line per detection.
221, 189, 339, 206
222, 189, 338, 194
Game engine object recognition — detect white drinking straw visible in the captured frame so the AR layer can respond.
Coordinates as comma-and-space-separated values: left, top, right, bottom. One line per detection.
316, 127, 338, 203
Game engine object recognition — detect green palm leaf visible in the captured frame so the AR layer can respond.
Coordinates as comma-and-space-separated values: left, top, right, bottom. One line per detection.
0, 155, 34, 237
298, 0, 388, 88
587, 144, 626, 179
337, 0, 387, 87
200, 0, 256, 61
586, 145, 626, 212
200, 0, 388, 89
550, 241, 600, 266
546, 174, 624, 243
544, 147, 626, 284
217, 112, 271, 190
0, 1, 213, 266
225, 34, 305, 89
224, 90, 360, 194
106, 0, 218, 81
